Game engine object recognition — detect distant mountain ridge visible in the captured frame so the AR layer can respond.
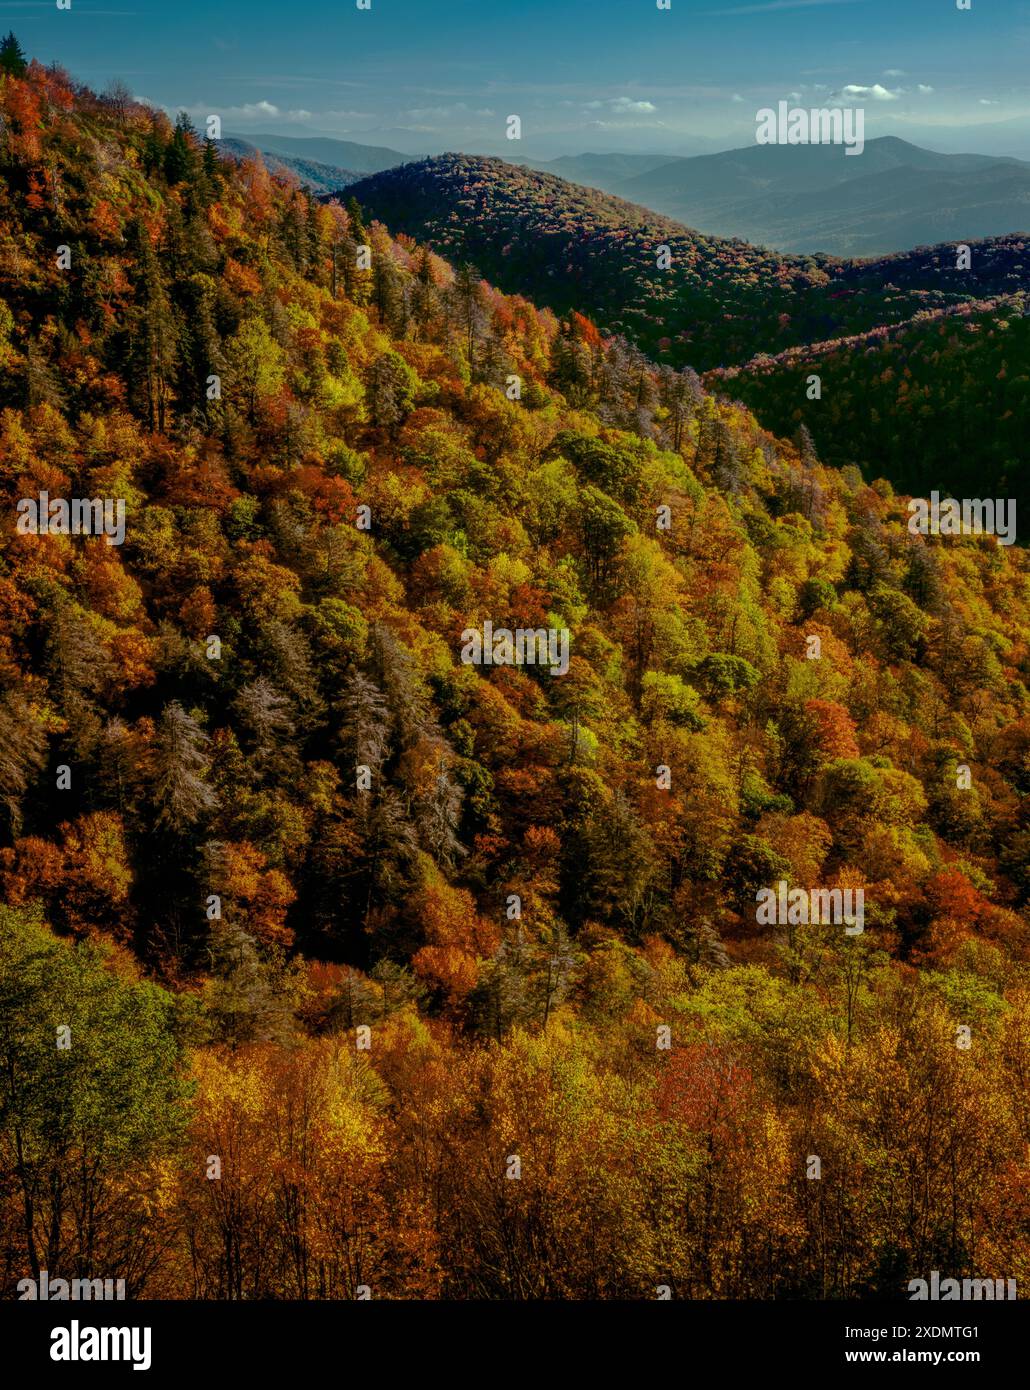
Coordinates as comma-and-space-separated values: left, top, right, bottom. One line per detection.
526, 151, 681, 184
240, 130, 1030, 256
228, 131, 408, 175
542, 137, 1030, 256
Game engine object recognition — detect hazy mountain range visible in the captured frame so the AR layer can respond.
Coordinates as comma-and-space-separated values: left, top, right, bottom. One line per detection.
224, 131, 407, 191
221, 138, 362, 194
529, 138, 1030, 257
231, 130, 1030, 259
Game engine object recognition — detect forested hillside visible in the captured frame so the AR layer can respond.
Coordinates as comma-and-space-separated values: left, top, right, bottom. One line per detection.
343, 154, 1030, 370
2, 58, 1030, 1301
711, 294, 1030, 516
345, 154, 1030, 517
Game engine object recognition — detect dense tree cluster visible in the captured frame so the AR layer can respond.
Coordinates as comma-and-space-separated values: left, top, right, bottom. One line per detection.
1, 58, 1029, 1300
712, 293, 1030, 519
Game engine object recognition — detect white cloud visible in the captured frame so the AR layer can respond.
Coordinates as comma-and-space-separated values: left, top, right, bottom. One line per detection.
917, 84, 934, 95
883, 68, 906, 78
731, 93, 745, 103
839, 83, 901, 102
176, 100, 321, 125
226, 100, 280, 119
979, 98, 1000, 106
582, 97, 656, 114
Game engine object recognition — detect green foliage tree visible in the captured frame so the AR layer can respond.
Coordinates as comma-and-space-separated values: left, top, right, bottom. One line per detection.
0, 906, 193, 1287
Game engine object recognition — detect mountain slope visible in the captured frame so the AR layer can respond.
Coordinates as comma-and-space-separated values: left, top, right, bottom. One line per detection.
1, 57, 1030, 1304
344, 153, 1030, 524
221, 137, 360, 193
229, 130, 408, 174
0, 70, 1026, 973
709, 293, 1030, 516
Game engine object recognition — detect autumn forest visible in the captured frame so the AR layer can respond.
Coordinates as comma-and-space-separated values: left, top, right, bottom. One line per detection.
1, 42, 1030, 1309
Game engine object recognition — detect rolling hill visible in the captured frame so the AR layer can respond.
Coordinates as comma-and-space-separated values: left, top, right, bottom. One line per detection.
343, 153, 1030, 370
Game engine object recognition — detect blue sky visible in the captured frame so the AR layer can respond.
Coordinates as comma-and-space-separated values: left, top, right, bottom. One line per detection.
4, 0, 1029, 156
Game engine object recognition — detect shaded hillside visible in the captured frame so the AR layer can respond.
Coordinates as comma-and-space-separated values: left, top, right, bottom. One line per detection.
710, 294, 1030, 518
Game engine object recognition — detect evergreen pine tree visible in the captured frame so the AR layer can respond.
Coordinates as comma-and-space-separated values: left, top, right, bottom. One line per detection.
126, 219, 177, 431
410, 248, 439, 338
346, 196, 367, 244
0, 31, 27, 77
164, 111, 199, 185
201, 138, 222, 199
